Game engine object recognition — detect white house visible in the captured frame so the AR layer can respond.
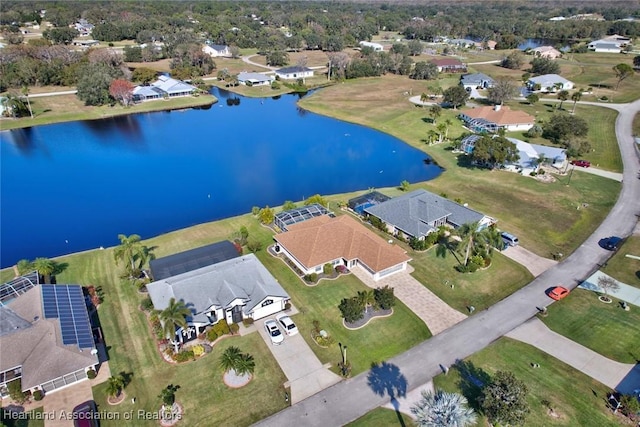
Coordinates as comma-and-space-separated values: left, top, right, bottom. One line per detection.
203, 44, 231, 58
527, 74, 574, 92
275, 66, 314, 80
147, 254, 290, 343
359, 41, 384, 51
588, 34, 631, 53
133, 75, 196, 102
237, 71, 274, 86
531, 46, 562, 59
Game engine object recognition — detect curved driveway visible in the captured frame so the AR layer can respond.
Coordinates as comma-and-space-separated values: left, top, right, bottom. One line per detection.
256, 100, 640, 427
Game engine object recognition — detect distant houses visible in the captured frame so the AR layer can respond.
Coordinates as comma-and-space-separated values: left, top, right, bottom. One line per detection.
430, 58, 467, 73
531, 46, 562, 59
133, 75, 196, 102
527, 74, 574, 92
461, 73, 494, 90
359, 41, 384, 51
203, 44, 232, 58
459, 105, 535, 133
275, 66, 314, 80
588, 34, 632, 53
237, 71, 274, 86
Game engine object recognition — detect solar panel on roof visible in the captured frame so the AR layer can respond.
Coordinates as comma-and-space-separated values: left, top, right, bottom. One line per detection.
40, 285, 94, 349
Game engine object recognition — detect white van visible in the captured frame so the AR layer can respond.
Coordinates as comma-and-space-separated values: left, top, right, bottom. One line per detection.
501, 232, 519, 247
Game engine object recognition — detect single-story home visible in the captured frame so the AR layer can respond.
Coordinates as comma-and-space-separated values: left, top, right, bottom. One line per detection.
275, 66, 314, 80
133, 75, 196, 102
588, 35, 631, 53
237, 71, 275, 86
430, 58, 467, 73
202, 44, 231, 57
527, 74, 574, 92
71, 39, 99, 48
531, 46, 562, 59
448, 38, 476, 48
274, 203, 332, 232
273, 215, 411, 281
461, 73, 495, 89
461, 135, 567, 175
459, 105, 535, 133
359, 41, 383, 51
147, 254, 290, 343
364, 189, 495, 241
149, 240, 241, 281
0, 278, 99, 397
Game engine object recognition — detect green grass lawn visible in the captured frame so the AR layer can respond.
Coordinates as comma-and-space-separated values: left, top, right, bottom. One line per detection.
540, 288, 640, 364
410, 249, 533, 313
347, 407, 416, 427
0, 407, 44, 427
433, 338, 622, 427
601, 235, 640, 289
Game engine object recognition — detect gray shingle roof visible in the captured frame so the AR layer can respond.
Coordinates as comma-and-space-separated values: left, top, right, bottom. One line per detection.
147, 254, 289, 323
364, 189, 486, 237
276, 66, 312, 74
238, 72, 273, 83
461, 73, 494, 86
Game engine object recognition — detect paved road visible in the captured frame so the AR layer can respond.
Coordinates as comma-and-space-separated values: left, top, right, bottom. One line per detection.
242, 54, 277, 71
255, 99, 640, 427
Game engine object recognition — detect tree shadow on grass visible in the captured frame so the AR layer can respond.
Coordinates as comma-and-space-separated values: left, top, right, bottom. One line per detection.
453, 359, 492, 410
368, 361, 408, 427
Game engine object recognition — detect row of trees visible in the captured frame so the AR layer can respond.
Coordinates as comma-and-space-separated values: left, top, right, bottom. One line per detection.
338, 286, 396, 323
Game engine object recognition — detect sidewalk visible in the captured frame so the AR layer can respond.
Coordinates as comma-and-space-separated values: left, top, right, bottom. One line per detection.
579, 270, 640, 306
351, 265, 466, 335
506, 318, 639, 394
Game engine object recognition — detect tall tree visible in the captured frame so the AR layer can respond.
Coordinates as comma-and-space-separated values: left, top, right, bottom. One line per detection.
597, 276, 620, 301
113, 234, 149, 278
470, 135, 520, 170
33, 257, 55, 283
106, 375, 125, 398
556, 90, 569, 110
159, 298, 191, 353
410, 61, 438, 80
442, 86, 469, 109
613, 63, 633, 90
109, 79, 134, 106
429, 105, 442, 124
411, 389, 477, 427
21, 86, 33, 119
219, 346, 242, 373
501, 52, 523, 69
571, 91, 582, 114
455, 222, 502, 267
479, 371, 530, 426
487, 78, 519, 105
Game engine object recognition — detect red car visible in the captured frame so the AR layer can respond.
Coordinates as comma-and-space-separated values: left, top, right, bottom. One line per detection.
571, 160, 591, 168
548, 286, 569, 301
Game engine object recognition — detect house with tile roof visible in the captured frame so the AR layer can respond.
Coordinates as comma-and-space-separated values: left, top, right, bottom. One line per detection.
459, 105, 535, 133
364, 189, 494, 241
430, 58, 467, 73
0, 284, 99, 397
147, 254, 290, 342
531, 46, 562, 59
461, 73, 495, 89
527, 74, 574, 92
238, 71, 275, 86
273, 215, 411, 281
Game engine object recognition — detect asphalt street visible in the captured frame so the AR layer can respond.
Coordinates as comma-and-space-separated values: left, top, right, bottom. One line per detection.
256, 99, 640, 427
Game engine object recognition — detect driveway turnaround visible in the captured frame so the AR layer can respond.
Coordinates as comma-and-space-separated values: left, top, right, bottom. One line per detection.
579, 270, 640, 306
256, 317, 341, 404
507, 318, 640, 394
500, 246, 557, 277
254, 98, 640, 427
351, 265, 467, 335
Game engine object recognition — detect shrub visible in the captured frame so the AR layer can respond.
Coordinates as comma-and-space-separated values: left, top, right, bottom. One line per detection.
335, 265, 348, 274
206, 328, 218, 342
159, 385, 180, 406
409, 237, 431, 251
312, 320, 321, 334
529, 171, 537, 176
191, 345, 205, 357
212, 319, 230, 336
86, 369, 97, 379
271, 81, 281, 90
247, 240, 263, 253
172, 350, 195, 362
33, 389, 43, 401
140, 296, 154, 311
304, 273, 318, 283
338, 297, 365, 323
242, 318, 254, 327
229, 323, 240, 335
8, 379, 25, 403
526, 124, 543, 138
323, 263, 333, 275
374, 286, 396, 310
284, 301, 292, 310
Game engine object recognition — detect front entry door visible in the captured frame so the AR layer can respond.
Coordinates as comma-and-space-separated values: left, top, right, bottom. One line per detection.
231, 305, 243, 324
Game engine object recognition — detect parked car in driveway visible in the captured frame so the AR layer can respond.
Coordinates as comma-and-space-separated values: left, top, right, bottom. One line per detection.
276, 313, 299, 336
571, 160, 591, 168
547, 286, 569, 300
264, 319, 284, 345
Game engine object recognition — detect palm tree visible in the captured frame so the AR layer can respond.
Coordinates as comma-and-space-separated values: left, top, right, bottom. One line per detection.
456, 223, 502, 267
436, 123, 447, 144
356, 290, 376, 312
234, 353, 255, 376
159, 298, 190, 353
219, 346, 243, 373
21, 86, 33, 119
429, 105, 442, 124
113, 234, 148, 278
411, 389, 477, 427
33, 257, 55, 283
16, 259, 34, 275
444, 118, 453, 140
571, 91, 582, 114
106, 375, 125, 398
420, 92, 429, 105
557, 90, 569, 110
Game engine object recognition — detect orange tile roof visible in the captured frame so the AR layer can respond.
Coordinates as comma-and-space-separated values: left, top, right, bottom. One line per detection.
460, 105, 534, 125
274, 215, 411, 273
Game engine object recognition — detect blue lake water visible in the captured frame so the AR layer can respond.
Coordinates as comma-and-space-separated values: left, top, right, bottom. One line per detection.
0, 87, 441, 267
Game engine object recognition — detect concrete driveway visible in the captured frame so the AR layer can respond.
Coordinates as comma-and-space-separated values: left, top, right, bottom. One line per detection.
500, 245, 557, 277
572, 165, 623, 182
256, 315, 341, 404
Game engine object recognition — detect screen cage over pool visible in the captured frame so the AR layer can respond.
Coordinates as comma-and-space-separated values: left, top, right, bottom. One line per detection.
347, 191, 391, 215
274, 204, 332, 231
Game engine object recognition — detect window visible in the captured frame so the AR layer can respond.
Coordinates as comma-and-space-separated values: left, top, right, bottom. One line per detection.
261, 299, 273, 307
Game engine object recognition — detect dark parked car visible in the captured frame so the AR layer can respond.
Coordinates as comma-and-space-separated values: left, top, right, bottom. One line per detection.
603, 236, 623, 251
571, 160, 591, 168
